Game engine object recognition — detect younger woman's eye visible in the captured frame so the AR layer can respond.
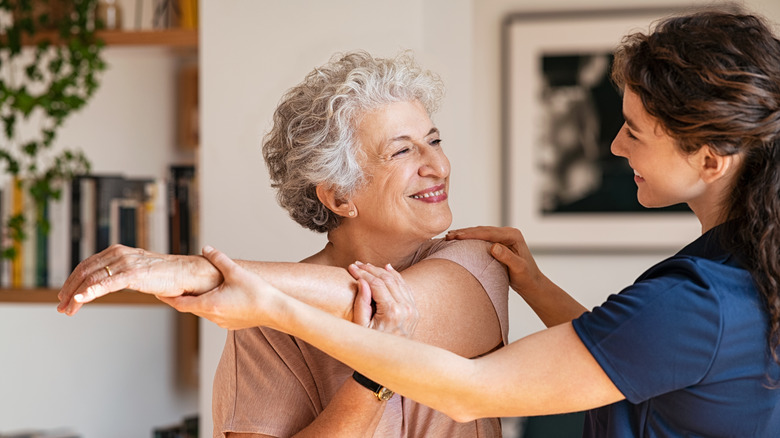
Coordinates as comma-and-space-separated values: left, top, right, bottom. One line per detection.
624, 126, 638, 140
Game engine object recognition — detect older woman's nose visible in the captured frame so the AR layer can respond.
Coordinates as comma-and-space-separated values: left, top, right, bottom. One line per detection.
419, 148, 450, 177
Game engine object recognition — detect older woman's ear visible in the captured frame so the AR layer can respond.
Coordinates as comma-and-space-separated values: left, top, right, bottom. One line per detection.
316, 184, 357, 218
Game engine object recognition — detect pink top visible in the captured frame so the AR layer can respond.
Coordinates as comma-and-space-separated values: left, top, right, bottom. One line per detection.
212, 238, 510, 437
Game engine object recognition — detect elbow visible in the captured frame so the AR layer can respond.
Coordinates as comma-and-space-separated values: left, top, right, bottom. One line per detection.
441, 403, 481, 423
450, 413, 479, 424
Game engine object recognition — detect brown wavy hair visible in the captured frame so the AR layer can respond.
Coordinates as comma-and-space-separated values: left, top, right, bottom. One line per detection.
612, 8, 780, 370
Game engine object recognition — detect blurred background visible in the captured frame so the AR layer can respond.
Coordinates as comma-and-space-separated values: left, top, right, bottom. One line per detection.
1, 0, 778, 437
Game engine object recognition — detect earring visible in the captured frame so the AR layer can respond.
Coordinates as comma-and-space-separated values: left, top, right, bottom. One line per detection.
348, 210, 356, 217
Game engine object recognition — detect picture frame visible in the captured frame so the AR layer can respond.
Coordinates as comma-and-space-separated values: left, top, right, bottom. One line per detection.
501, 8, 700, 252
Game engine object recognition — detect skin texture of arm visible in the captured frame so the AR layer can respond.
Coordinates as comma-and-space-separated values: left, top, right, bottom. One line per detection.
166, 246, 624, 421
57, 246, 358, 319
59, 244, 501, 358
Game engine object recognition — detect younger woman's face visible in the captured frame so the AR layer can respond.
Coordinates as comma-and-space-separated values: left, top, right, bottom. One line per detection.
610, 88, 707, 209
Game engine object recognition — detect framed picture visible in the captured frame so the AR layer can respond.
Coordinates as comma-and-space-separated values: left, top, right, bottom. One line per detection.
502, 8, 700, 251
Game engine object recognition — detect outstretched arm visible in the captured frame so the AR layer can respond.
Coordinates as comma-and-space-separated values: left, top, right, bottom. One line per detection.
447, 226, 587, 326
57, 245, 357, 319
58, 241, 503, 359
168, 246, 623, 420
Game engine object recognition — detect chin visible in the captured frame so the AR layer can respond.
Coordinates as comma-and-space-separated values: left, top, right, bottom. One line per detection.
433, 217, 453, 236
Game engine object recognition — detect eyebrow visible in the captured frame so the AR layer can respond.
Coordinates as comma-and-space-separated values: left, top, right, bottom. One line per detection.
623, 113, 639, 132
390, 127, 439, 143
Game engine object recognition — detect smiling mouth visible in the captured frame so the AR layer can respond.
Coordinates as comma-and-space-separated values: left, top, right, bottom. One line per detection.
410, 189, 446, 199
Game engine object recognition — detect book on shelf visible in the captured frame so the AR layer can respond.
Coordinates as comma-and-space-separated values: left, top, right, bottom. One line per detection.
48, 182, 71, 288
69, 173, 178, 270
168, 165, 198, 255
11, 177, 24, 288
0, 166, 196, 289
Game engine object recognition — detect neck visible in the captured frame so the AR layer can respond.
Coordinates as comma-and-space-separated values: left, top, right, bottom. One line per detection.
314, 224, 426, 269
688, 176, 735, 235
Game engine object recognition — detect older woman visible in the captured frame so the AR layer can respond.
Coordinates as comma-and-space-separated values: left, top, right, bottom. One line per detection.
57, 51, 509, 437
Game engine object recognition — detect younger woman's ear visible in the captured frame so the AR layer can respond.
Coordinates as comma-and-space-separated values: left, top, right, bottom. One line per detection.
697, 145, 738, 184
315, 184, 356, 218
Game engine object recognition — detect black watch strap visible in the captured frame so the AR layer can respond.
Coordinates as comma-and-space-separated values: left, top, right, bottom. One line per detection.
352, 371, 394, 401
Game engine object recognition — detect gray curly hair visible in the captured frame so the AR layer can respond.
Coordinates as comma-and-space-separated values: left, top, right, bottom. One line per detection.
262, 50, 445, 233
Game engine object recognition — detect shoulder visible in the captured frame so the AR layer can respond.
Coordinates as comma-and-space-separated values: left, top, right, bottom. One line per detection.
588, 255, 728, 327
415, 238, 506, 281
415, 238, 509, 298
416, 238, 495, 267
412, 238, 510, 345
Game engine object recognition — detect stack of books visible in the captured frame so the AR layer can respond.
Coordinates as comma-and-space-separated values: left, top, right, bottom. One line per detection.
0, 165, 198, 289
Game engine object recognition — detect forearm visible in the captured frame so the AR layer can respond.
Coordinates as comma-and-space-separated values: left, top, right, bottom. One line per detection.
236, 260, 357, 320
270, 296, 620, 422
181, 256, 358, 320
518, 274, 588, 327
291, 379, 387, 438
269, 293, 477, 422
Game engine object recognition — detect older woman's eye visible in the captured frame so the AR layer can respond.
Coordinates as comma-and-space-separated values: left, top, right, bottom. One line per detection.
430, 139, 442, 147
392, 148, 410, 157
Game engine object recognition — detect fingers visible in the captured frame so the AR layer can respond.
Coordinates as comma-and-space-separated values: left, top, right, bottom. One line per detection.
58, 267, 124, 316
57, 244, 141, 315
159, 294, 197, 314
159, 295, 224, 328
348, 261, 395, 305
489, 243, 523, 274
352, 278, 373, 327
348, 261, 418, 337
446, 226, 524, 248
201, 245, 240, 277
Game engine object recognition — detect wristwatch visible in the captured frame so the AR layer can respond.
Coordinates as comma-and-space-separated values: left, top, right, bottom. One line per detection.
352, 371, 395, 401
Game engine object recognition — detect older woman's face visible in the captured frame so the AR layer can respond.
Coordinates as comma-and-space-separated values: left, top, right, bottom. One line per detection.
351, 100, 452, 240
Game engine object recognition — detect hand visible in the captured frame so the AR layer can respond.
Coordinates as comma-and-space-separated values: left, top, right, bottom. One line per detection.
159, 245, 281, 330
57, 244, 220, 316
347, 262, 419, 338
446, 226, 543, 296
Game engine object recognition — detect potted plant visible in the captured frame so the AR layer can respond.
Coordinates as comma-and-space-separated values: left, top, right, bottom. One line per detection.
0, 0, 106, 285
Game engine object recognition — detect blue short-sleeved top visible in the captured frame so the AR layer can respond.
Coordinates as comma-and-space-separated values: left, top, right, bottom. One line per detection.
572, 225, 780, 437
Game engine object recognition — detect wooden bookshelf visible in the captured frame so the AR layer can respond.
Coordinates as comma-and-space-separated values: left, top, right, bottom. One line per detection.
0, 28, 198, 306
0, 288, 165, 305
15, 29, 198, 49
99, 29, 198, 48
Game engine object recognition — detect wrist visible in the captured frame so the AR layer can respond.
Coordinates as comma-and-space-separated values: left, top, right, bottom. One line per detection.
183, 254, 223, 293
352, 371, 395, 401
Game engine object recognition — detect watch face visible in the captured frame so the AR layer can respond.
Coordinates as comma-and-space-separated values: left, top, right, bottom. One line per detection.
377, 387, 395, 401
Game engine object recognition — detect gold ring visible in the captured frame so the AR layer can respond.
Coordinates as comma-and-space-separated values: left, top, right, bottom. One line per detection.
105, 266, 112, 277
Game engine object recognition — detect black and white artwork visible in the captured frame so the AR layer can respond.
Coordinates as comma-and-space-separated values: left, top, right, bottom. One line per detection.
503, 9, 699, 250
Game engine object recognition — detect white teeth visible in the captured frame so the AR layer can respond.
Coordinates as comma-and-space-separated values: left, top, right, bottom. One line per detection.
411, 189, 445, 199
634, 170, 642, 178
